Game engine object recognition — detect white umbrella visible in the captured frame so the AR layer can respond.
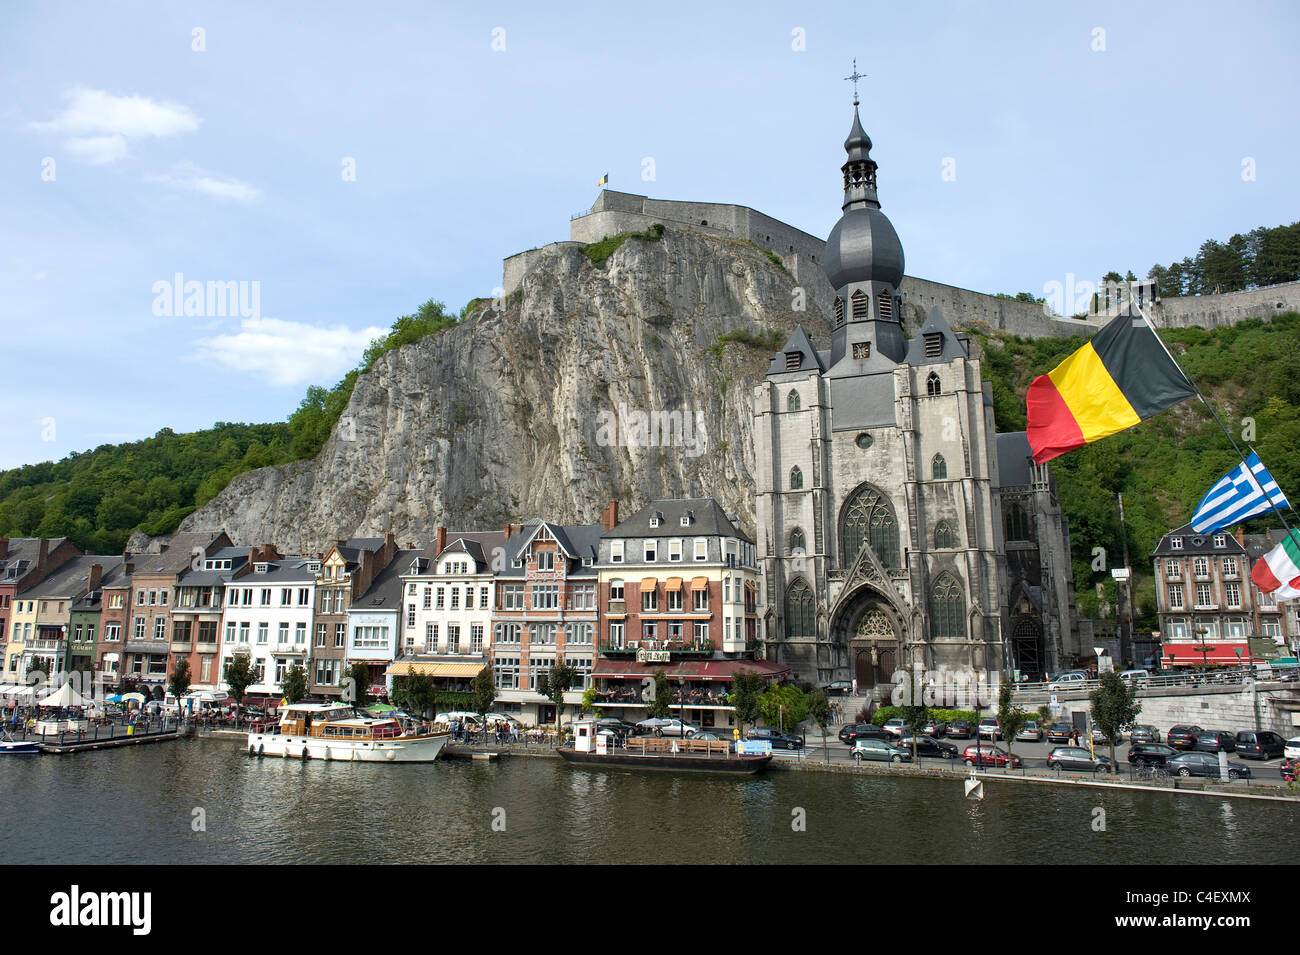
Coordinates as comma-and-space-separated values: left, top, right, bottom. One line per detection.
39, 682, 90, 708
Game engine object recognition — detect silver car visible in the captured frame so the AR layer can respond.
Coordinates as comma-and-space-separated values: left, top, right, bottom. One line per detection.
852, 738, 913, 764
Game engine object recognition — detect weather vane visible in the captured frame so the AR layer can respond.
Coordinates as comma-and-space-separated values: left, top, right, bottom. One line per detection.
844, 58, 865, 106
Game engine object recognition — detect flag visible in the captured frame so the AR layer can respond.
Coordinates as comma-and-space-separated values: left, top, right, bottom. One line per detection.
1251, 530, 1300, 600
597, 172, 608, 187
1190, 451, 1289, 532
1026, 306, 1196, 464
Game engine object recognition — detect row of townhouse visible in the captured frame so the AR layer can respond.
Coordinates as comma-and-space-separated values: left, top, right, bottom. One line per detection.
1151, 524, 1300, 667
0, 498, 784, 727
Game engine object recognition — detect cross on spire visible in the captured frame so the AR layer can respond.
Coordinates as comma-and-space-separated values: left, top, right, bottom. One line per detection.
844, 58, 865, 106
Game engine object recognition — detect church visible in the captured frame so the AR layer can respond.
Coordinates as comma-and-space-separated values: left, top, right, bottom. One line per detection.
752, 98, 1078, 691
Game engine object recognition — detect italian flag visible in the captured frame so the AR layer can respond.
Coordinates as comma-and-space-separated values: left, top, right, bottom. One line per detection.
1251, 531, 1300, 601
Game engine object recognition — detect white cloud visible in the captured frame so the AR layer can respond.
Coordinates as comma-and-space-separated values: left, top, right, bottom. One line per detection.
192, 317, 386, 388
148, 162, 262, 202
32, 87, 199, 164
33, 87, 200, 138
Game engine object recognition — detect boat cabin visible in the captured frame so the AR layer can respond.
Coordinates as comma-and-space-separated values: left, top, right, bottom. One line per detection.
276, 702, 402, 739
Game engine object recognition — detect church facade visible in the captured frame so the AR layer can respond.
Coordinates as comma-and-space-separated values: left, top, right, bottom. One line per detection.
753, 103, 1077, 691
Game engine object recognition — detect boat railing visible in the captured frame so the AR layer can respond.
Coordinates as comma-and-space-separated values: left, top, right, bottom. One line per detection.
623, 736, 736, 758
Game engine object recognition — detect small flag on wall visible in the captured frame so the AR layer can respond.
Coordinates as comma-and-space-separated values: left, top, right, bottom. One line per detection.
597, 173, 609, 187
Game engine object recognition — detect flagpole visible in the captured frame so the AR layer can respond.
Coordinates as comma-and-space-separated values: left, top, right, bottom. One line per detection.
1129, 298, 1298, 541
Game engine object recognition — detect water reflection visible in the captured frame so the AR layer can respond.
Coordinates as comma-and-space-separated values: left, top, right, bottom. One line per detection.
0, 741, 1294, 865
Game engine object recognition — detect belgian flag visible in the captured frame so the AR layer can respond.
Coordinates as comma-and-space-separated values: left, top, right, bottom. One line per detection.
1026, 306, 1196, 464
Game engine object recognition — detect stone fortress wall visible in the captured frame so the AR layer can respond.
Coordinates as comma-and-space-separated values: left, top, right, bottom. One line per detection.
501, 189, 1300, 339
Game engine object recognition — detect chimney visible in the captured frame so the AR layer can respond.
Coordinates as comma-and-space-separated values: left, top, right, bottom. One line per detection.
89, 563, 103, 593
38, 538, 49, 566
385, 530, 396, 551
436, 527, 447, 555
124, 561, 135, 576
601, 500, 620, 532
336, 539, 347, 550
0, 538, 8, 559
1235, 526, 1246, 547
249, 547, 258, 565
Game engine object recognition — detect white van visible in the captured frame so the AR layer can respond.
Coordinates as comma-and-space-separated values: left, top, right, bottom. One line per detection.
1118, 669, 1150, 684
1047, 672, 1087, 691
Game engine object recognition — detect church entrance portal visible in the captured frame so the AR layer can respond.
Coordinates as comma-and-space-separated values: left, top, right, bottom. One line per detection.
830, 591, 901, 693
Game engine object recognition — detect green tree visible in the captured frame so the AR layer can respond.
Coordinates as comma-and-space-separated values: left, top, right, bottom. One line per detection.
343, 661, 373, 711
281, 663, 308, 704
222, 653, 256, 706
759, 683, 807, 732
581, 685, 601, 717
471, 666, 497, 741
544, 663, 577, 737
646, 669, 676, 720
1090, 671, 1141, 772
997, 681, 1028, 764
807, 690, 832, 762
730, 670, 764, 735
168, 657, 192, 714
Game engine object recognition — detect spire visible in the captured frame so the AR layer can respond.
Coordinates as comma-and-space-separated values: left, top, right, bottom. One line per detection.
841, 105, 879, 211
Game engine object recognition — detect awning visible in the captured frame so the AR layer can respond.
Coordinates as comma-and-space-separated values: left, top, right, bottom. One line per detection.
690, 576, 709, 591
1162, 642, 1251, 665
386, 661, 486, 679
664, 577, 683, 591
640, 577, 659, 591
592, 659, 790, 681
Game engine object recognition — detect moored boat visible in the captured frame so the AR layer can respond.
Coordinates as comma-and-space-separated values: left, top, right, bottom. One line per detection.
247, 702, 448, 763
557, 720, 771, 774
0, 728, 40, 755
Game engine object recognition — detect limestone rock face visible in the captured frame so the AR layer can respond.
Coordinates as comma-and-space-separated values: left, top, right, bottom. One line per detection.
178, 227, 833, 552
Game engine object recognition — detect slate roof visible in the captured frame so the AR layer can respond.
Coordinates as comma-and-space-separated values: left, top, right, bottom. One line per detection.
353, 549, 423, 611
25, 555, 122, 599
996, 432, 1035, 488
603, 498, 751, 543
766, 326, 825, 377
1150, 523, 1247, 558
499, 520, 602, 578
903, 307, 969, 364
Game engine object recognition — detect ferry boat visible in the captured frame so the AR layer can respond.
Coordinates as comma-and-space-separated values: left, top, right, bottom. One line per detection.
247, 702, 449, 763
557, 720, 771, 774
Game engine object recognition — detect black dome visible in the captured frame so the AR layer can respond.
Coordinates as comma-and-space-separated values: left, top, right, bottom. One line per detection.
823, 206, 905, 290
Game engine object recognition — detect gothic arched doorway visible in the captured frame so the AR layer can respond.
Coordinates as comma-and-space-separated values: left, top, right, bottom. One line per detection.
830, 586, 903, 693
1011, 616, 1044, 680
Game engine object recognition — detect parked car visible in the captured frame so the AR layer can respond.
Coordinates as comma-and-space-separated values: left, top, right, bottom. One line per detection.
977, 717, 1002, 740
1048, 672, 1088, 691
1127, 743, 1180, 767
1285, 738, 1300, 760
1046, 746, 1111, 773
1091, 726, 1122, 745
881, 718, 908, 738
961, 744, 1022, 768
1015, 721, 1044, 742
1045, 722, 1075, 744
1166, 752, 1253, 781
1128, 724, 1162, 745
1234, 731, 1285, 760
1118, 669, 1150, 684
1166, 725, 1204, 750
852, 738, 912, 764
747, 727, 803, 750
896, 736, 959, 759
822, 681, 853, 696
921, 719, 948, 738
947, 719, 976, 739
840, 722, 892, 746
1194, 731, 1236, 753
635, 717, 698, 738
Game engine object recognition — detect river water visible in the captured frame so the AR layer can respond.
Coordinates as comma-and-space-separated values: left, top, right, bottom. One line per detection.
2, 738, 1293, 864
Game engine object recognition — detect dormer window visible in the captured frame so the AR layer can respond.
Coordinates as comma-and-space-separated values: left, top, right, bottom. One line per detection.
784, 352, 801, 371
878, 288, 893, 319
924, 333, 943, 359
255, 563, 268, 573
681, 511, 693, 526
649, 517, 660, 528
1171, 537, 1184, 550
1213, 534, 1226, 548
851, 289, 869, 319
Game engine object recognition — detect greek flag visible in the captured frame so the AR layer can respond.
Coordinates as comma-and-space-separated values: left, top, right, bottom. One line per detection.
1190, 451, 1289, 532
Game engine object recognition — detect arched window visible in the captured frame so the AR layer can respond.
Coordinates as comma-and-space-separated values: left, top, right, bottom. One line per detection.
833, 297, 845, 327
839, 484, 900, 568
785, 579, 816, 639
930, 573, 965, 640
934, 521, 954, 549
787, 390, 801, 412
851, 289, 869, 319
932, 453, 947, 479
789, 528, 806, 555
1005, 503, 1030, 541
790, 466, 804, 490
926, 372, 941, 396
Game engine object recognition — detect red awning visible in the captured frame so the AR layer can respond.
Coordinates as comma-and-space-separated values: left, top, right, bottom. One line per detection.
1161, 643, 1251, 665
592, 658, 790, 681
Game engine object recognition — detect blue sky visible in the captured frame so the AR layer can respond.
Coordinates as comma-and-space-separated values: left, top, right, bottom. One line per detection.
2, 1, 1297, 470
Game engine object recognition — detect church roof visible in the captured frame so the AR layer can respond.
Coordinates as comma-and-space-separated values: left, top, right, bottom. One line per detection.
844, 105, 873, 159
996, 432, 1035, 488
904, 307, 968, 364
766, 326, 825, 377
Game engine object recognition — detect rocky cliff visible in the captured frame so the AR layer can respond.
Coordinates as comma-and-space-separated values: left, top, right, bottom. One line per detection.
176, 227, 838, 552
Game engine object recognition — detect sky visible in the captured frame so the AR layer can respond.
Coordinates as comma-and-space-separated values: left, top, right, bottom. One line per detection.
2, 0, 1298, 471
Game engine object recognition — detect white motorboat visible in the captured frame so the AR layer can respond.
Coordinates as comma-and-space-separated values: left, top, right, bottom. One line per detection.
247, 702, 448, 763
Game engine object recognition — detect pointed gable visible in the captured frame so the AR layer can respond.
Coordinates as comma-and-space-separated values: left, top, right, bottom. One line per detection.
766, 325, 824, 377
906, 306, 968, 364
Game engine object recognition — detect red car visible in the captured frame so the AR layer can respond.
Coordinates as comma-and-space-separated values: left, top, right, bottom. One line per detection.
962, 744, 1022, 768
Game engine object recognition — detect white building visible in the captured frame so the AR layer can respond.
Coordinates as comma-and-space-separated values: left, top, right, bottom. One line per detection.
346, 549, 421, 702
219, 553, 317, 701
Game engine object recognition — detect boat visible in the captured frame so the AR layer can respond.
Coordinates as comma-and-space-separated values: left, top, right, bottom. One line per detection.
557, 720, 771, 774
0, 728, 40, 755
247, 702, 449, 763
